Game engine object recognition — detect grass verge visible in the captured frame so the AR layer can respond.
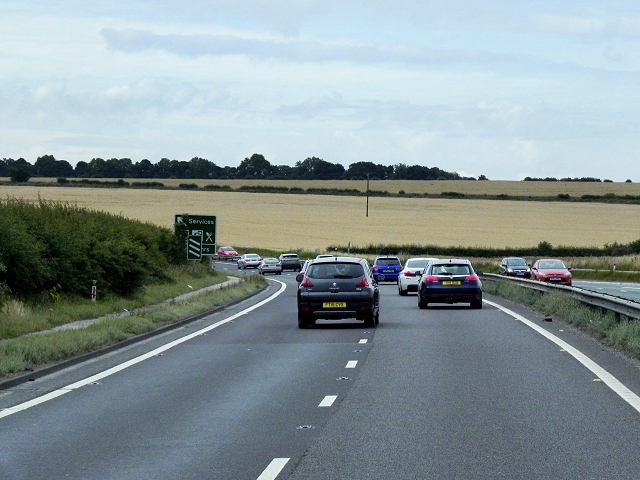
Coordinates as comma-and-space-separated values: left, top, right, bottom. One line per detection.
0, 267, 267, 379
482, 278, 640, 360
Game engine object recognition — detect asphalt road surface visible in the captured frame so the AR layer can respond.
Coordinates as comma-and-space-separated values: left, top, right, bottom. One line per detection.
574, 279, 640, 303
2, 269, 640, 479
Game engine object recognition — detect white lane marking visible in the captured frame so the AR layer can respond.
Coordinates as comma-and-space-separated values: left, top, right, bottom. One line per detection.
319, 395, 338, 407
0, 280, 288, 420
485, 299, 640, 415
346, 360, 358, 369
256, 458, 289, 480
358, 339, 368, 344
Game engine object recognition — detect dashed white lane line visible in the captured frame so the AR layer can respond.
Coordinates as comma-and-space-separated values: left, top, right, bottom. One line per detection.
359, 339, 368, 344
345, 360, 358, 369
319, 395, 338, 407
0, 280, 288, 420
256, 458, 289, 480
485, 299, 640, 415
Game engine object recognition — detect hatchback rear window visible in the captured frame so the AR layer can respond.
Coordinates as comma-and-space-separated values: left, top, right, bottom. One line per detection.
406, 259, 431, 269
376, 258, 401, 266
307, 263, 364, 279
431, 264, 471, 275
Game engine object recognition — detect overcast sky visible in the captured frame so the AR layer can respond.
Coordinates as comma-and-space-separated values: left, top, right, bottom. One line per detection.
1, 1, 639, 181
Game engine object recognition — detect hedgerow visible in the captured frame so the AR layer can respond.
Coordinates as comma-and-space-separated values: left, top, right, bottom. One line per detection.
0, 198, 184, 300
328, 240, 640, 258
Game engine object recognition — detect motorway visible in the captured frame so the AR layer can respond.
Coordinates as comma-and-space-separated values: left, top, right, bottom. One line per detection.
2, 266, 640, 479
574, 279, 640, 304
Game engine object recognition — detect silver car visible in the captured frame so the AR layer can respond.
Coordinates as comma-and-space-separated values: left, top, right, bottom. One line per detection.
237, 253, 262, 269
398, 257, 438, 296
258, 257, 282, 275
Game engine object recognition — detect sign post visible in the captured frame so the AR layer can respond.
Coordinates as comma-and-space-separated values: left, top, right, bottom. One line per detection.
175, 214, 217, 260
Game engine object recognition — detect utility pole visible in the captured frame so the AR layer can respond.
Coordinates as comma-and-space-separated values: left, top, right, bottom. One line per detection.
366, 173, 370, 217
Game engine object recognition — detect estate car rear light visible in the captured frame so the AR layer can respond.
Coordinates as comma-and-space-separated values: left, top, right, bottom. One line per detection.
356, 277, 369, 287
423, 275, 439, 282
300, 278, 314, 287
465, 275, 479, 282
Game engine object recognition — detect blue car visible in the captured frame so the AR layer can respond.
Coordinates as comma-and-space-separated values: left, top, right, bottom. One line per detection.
372, 256, 403, 283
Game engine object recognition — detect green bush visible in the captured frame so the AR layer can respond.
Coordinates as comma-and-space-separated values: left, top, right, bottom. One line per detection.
0, 198, 183, 299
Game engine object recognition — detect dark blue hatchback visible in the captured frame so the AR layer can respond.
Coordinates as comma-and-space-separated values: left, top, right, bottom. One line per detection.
372, 256, 403, 283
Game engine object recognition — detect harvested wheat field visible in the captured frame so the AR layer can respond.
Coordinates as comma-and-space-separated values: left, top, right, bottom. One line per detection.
1, 185, 638, 252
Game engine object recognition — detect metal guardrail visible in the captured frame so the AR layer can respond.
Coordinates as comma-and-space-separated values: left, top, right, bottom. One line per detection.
479, 273, 640, 321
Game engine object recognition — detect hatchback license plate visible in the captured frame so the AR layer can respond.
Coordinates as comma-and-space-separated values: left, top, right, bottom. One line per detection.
442, 281, 461, 285
383, 269, 394, 272
323, 302, 346, 308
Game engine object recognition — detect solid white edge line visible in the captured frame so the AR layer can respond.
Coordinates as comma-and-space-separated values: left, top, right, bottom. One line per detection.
345, 360, 358, 369
484, 298, 640, 414
0, 279, 287, 420
319, 395, 338, 407
256, 458, 290, 480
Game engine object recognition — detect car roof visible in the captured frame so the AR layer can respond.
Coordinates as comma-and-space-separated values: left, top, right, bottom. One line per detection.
375, 255, 399, 259
430, 258, 472, 265
405, 257, 438, 262
312, 256, 365, 264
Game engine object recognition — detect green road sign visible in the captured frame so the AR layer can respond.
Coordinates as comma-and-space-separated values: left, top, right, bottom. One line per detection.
175, 214, 217, 258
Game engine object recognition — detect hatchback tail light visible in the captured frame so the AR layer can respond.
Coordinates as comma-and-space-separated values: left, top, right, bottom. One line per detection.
403, 271, 416, 277
300, 278, 314, 288
356, 277, 369, 287
423, 275, 439, 282
465, 275, 479, 282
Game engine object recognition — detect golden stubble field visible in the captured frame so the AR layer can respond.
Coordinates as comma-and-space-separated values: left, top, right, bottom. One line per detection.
2, 184, 639, 252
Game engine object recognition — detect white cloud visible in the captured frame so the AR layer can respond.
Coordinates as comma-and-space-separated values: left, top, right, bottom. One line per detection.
1, 1, 639, 181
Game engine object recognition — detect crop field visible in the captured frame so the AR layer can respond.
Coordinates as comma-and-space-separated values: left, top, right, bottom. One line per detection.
18, 178, 640, 197
1, 185, 638, 252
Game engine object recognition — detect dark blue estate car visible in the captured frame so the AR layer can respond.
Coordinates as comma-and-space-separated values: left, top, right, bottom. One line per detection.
372, 256, 403, 283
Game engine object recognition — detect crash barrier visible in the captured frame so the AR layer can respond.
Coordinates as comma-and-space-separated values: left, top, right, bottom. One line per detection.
211, 255, 241, 263
479, 273, 640, 321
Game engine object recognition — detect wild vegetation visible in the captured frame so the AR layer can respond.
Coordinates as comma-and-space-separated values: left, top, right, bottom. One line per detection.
0, 197, 185, 302
483, 279, 640, 359
0, 269, 266, 379
0, 197, 271, 379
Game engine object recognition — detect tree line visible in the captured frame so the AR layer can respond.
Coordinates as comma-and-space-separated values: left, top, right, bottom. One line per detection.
1, 154, 474, 182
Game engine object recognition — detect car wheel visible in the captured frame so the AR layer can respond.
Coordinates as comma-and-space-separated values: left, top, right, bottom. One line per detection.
418, 298, 428, 309
398, 285, 407, 296
298, 313, 311, 329
364, 312, 376, 328
374, 309, 380, 325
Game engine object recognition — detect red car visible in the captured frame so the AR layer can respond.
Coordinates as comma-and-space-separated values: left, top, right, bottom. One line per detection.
217, 246, 238, 257
530, 259, 572, 286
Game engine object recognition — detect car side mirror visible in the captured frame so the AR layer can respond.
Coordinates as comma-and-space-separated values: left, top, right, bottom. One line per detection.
296, 274, 304, 282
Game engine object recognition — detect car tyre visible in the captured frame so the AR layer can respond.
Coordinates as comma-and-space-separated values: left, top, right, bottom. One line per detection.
364, 312, 376, 328
418, 298, 428, 309
298, 313, 311, 329
398, 285, 408, 296
471, 298, 482, 309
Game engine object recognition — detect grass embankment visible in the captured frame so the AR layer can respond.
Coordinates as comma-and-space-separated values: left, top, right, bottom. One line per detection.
0, 264, 267, 379
483, 279, 640, 360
